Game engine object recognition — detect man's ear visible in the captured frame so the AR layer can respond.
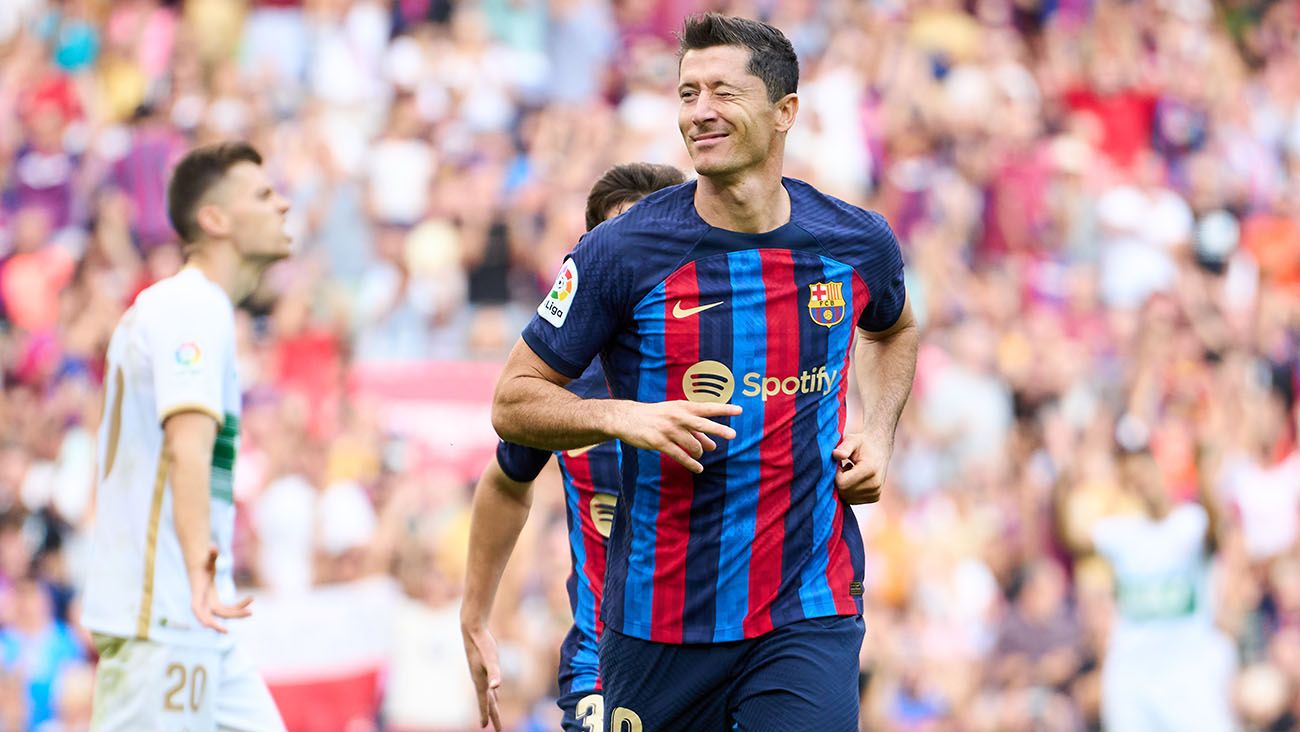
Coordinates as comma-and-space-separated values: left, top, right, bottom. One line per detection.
774, 93, 799, 134
194, 203, 229, 239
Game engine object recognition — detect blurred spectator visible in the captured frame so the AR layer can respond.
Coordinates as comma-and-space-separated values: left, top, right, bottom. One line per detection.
0, 578, 84, 730
992, 560, 1085, 691
0, 208, 75, 334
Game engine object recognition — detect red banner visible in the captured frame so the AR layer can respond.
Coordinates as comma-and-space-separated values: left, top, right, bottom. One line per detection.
348, 360, 504, 480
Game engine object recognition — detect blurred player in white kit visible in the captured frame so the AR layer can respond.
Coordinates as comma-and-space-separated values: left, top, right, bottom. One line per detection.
81, 141, 291, 732
1090, 443, 1236, 732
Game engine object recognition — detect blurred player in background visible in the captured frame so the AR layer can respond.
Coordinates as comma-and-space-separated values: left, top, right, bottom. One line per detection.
1088, 439, 1236, 732
461, 162, 687, 732
81, 142, 291, 732
492, 14, 918, 731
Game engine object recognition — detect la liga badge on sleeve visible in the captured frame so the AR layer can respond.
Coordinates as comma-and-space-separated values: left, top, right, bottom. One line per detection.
539, 258, 579, 327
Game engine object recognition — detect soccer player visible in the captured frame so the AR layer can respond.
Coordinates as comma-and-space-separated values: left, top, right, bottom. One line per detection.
462, 162, 688, 732
81, 142, 291, 732
491, 14, 918, 731
1088, 445, 1235, 732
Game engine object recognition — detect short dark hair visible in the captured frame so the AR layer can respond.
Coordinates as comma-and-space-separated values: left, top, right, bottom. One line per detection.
167, 141, 263, 243
585, 162, 686, 231
677, 13, 799, 103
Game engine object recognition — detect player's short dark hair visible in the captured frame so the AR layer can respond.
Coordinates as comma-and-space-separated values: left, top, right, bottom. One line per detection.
677, 13, 799, 103
167, 141, 263, 244
585, 162, 687, 231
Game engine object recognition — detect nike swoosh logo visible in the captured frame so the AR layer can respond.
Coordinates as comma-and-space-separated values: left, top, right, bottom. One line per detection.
566, 444, 597, 458
672, 301, 724, 318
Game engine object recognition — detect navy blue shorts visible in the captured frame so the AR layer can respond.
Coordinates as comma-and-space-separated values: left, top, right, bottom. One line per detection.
599, 614, 864, 731
557, 688, 604, 732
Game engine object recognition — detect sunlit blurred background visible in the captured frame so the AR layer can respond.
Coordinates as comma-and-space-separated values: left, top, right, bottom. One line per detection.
0, 0, 1299, 730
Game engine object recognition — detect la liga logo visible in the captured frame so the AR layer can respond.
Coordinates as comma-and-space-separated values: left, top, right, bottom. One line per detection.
538, 259, 578, 327
174, 342, 202, 367
550, 265, 575, 301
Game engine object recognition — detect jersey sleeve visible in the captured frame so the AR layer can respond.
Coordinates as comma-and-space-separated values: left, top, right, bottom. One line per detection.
1170, 503, 1209, 548
495, 440, 553, 483
149, 294, 232, 426
1090, 516, 1130, 561
521, 231, 630, 378
856, 214, 907, 333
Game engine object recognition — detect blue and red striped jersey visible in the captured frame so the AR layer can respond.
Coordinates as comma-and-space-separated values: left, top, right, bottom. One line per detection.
496, 362, 621, 694
522, 178, 907, 645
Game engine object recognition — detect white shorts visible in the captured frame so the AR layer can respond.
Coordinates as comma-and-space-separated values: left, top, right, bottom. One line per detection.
1101, 632, 1236, 732
90, 634, 287, 732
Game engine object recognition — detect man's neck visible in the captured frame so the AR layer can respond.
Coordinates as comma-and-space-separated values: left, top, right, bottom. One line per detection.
694, 169, 790, 234
187, 241, 262, 304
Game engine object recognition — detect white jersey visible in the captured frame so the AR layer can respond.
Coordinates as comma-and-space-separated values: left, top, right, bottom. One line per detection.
82, 267, 240, 649
1093, 503, 1214, 652
1094, 504, 1236, 732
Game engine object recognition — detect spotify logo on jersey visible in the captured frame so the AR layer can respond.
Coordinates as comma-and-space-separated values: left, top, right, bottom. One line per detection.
682, 361, 735, 403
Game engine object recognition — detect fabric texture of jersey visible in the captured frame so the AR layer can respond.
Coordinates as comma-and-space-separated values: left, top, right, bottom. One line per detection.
521, 178, 906, 644
82, 267, 241, 648
496, 361, 621, 694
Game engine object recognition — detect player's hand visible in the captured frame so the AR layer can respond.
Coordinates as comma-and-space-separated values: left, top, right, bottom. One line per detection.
615, 401, 742, 474
188, 546, 253, 634
461, 623, 503, 730
832, 432, 892, 504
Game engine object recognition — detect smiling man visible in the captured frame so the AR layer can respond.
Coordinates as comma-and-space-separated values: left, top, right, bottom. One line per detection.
82, 142, 291, 732
491, 14, 918, 730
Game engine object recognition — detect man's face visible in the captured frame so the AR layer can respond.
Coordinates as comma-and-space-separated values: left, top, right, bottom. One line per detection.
210, 161, 292, 264
678, 46, 791, 178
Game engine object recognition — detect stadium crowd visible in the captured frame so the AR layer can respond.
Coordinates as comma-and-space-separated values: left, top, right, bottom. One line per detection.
1, 0, 1299, 730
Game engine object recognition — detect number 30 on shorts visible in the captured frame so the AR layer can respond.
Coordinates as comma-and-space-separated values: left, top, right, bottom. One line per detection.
163, 663, 208, 713
576, 694, 644, 732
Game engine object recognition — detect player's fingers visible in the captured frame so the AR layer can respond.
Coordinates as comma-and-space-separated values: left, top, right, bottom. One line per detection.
837, 472, 882, 504
674, 431, 705, 459
488, 688, 503, 731
212, 596, 253, 618
659, 441, 704, 474
212, 603, 253, 619
475, 685, 490, 728
831, 435, 863, 461
834, 460, 876, 491
194, 606, 228, 634
192, 600, 211, 624
693, 431, 717, 452
848, 488, 882, 505
687, 416, 737, 441
682, 401, 743, 418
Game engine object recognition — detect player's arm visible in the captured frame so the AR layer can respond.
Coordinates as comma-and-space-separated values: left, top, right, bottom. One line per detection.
163, 411, 251, 633
492, 339, 740, 474
149, 297, 249, 633
1193, 443, 1225, 554
854, 294, 919, 439
500, 241, 740, 473
461, 456, 536, 732
834, 294, 919, 504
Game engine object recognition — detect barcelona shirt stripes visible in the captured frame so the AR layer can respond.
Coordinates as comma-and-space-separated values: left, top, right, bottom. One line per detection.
522, 178, 907, 644
496, 363, 620, 694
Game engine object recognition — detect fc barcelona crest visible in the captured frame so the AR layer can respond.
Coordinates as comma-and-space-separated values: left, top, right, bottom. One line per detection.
808, 281, 846, 328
